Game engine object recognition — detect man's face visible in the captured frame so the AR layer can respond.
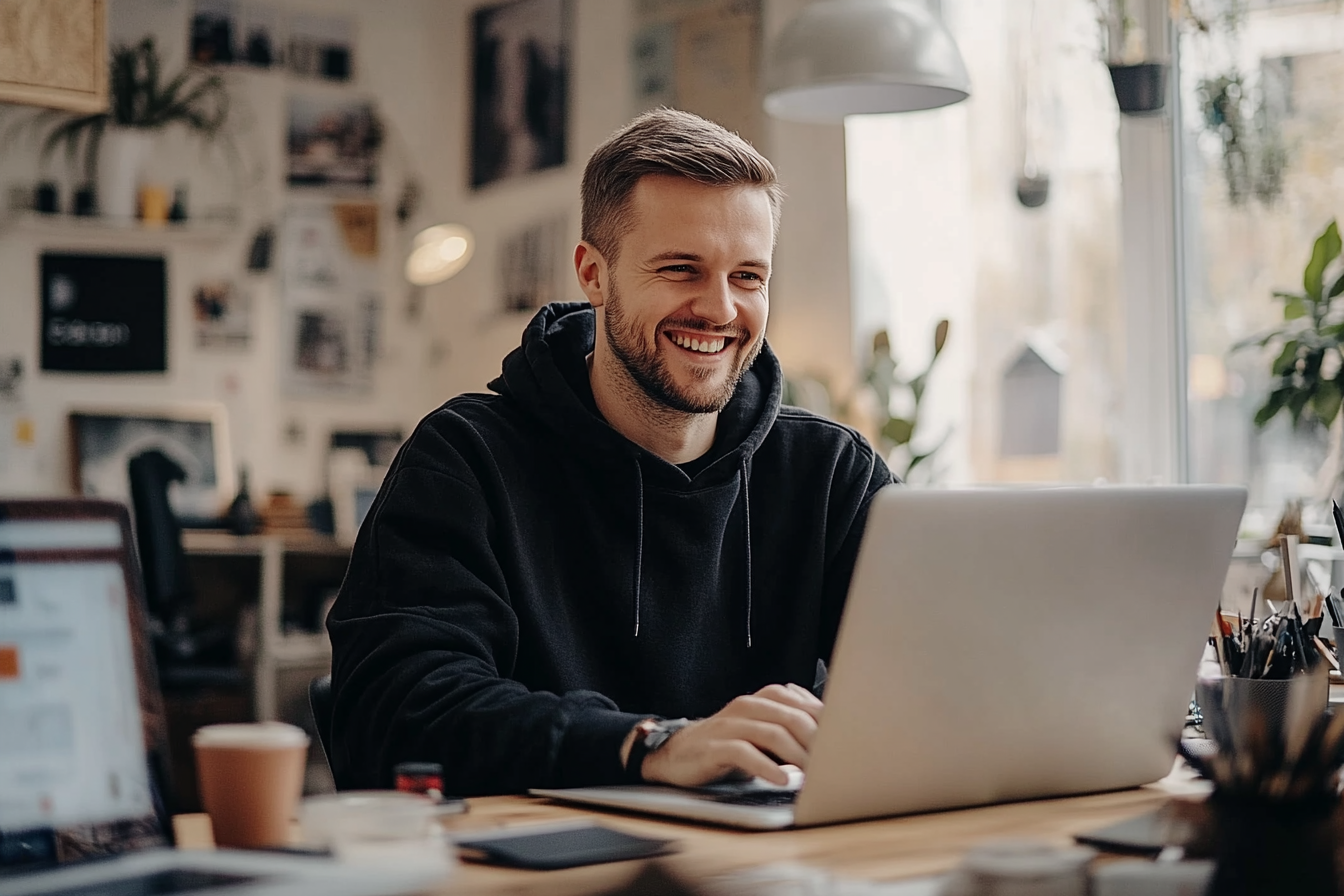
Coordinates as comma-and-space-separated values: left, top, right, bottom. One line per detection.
594, 175, 773, 415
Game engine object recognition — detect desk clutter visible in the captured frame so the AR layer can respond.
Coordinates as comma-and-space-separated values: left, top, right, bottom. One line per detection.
1168, 513, 1344, 895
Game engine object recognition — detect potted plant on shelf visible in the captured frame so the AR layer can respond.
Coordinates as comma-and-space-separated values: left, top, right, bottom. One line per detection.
1236, 219, 1344, 502
31, 36, 229, 220
1093, 0, 1168, 114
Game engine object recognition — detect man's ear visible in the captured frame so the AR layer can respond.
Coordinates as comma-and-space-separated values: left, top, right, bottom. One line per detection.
574, 241, 608, 308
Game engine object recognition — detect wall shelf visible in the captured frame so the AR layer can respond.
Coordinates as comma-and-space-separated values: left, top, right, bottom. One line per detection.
0, 210, 239, 246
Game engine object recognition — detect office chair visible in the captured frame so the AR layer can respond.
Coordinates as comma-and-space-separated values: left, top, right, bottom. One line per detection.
128, 449, 237, 685
309, 674, 335, 775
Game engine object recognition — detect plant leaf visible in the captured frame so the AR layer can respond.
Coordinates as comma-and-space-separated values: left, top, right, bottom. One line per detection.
1330, 271, 1344, 300
1287, 389, 1312, 425
1285, 296, 1309, 320
1313, 380, 1343, 427
1271, 340, 1300, 376
932, 319, 950, 357
882, 417, 915, 446
1305, 220, 1341, 303
1254, 389, 1288, 428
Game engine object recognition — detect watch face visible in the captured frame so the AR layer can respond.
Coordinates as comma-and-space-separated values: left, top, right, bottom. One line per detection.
644, 719, 689, 752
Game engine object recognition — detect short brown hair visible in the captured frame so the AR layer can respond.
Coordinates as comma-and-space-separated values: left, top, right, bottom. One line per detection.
580, 108, 783, 263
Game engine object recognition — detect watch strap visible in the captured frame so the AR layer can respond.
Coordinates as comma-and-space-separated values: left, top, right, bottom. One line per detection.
624, 717, 691, 782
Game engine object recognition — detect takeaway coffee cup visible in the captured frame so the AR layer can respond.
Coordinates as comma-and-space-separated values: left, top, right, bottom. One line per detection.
193, 722, 309, 849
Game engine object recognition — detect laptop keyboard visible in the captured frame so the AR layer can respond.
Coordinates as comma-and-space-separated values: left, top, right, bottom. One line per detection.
54, 869, 263, 896
705, 789, 799, 807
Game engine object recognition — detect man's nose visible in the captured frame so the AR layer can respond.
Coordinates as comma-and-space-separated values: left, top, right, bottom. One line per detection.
690, 275, 737, 326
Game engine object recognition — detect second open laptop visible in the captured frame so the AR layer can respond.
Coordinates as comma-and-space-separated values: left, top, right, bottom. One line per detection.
0, 499, 442, 896
530, 484, 1247, 830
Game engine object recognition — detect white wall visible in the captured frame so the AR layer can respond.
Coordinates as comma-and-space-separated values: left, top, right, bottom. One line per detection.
0, 0, 855, 506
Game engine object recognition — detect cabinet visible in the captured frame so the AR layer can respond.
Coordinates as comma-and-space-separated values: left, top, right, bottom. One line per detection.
0, 0, 107, 113
181, 531, 349, 721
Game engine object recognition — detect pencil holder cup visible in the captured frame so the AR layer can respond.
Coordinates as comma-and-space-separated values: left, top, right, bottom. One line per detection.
1195, 673, 1328, 755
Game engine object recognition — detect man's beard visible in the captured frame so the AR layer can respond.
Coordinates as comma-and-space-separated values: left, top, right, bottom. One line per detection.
603, 280, 762, 415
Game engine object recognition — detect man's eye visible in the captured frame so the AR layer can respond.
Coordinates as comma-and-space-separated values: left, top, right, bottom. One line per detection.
734, 271, 764, 282
661, 264, 695, 274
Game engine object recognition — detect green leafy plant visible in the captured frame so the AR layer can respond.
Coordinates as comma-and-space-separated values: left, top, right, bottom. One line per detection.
1237, 219, 1344, 430
22, 36, 228, 178
1196, 69, 1288, 206
864, 320, 951, 482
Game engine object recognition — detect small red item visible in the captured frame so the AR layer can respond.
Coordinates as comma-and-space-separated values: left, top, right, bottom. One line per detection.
393, 761, 443, 796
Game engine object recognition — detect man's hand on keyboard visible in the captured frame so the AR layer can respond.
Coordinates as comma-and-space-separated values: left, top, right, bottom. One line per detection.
639, 683, 822, 788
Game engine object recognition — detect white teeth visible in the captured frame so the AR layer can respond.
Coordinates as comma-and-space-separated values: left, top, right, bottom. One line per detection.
671, 334, 726, 353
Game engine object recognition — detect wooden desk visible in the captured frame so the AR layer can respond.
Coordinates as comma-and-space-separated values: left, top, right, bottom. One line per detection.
175, 774, 1210, 895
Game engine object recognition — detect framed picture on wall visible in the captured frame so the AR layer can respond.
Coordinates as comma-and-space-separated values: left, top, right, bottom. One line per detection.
499, 215, 568, 313
41, 253, 167, 373
286, 95, 380, 188
68, 404, 235, 525
470, 0, 570, 189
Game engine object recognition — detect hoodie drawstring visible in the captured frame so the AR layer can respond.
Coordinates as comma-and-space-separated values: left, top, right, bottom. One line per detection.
740, 457, 753, 649
629, 455, 754, 649
632, 456, 644, 637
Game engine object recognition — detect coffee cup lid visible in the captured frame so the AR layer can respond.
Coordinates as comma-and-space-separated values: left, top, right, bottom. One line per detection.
192, 721, 309, 749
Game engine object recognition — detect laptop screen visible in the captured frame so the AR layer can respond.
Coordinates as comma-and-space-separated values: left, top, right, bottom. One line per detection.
0, 501, 170, 867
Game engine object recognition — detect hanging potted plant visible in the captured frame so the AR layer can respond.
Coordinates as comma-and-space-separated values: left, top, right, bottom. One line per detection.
1182, 0, 1289, 206
1235, 219, 1344, 502
29, 36, 229, 219
1093, 0, 1168, 114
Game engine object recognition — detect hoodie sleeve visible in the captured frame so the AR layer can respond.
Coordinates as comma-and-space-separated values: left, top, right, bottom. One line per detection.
817, 437, 896, 664
326, 420, 645, 796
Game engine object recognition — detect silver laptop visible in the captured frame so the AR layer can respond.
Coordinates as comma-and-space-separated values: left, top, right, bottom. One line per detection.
0, 499, 441, 896
531, 484, 1247, 829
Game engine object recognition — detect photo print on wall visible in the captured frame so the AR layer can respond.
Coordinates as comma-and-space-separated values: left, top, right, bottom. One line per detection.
279, 202, 380, 398
193, 281, 252, 350
500, 216, 568, 313
287, 95, 381, 188
471, 0, 570, 189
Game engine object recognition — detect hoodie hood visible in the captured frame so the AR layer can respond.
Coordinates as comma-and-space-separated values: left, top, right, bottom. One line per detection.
489, 302, 782, 483
489, 302, 783, 646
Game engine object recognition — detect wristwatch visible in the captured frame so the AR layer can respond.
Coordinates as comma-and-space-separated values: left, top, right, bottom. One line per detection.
624, 717, 691, 782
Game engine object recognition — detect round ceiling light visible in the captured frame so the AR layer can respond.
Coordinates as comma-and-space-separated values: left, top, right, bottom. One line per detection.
405, 223, 475, 286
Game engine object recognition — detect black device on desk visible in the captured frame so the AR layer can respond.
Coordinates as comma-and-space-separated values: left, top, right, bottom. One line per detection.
454, 822, 675, 870
0, 499, 442, 896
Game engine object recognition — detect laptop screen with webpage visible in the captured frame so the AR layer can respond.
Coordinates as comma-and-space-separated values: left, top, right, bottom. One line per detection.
0, 500, 171, 869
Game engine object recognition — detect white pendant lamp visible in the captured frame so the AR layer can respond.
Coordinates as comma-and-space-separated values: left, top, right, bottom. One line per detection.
763, 0, 971, 123
405, 223, 475, 287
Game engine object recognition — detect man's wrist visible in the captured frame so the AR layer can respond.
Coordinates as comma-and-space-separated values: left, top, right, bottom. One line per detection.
620, 718, 658, 769
623, 717, 691, 782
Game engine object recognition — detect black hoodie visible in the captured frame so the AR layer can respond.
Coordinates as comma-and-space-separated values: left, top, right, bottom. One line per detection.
327, 303, 892, 794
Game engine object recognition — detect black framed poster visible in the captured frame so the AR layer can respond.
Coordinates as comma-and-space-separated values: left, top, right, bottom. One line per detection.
40, 253, 168, 373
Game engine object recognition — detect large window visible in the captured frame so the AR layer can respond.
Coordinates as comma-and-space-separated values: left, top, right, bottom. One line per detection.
1180, 2, 1344, 530
845, 0, 1124, 485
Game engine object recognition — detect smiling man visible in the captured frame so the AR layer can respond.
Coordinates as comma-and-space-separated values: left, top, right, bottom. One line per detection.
327, 109, 893, 796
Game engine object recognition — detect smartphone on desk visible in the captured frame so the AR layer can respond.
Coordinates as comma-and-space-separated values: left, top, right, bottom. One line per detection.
452, 821, 675, 870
